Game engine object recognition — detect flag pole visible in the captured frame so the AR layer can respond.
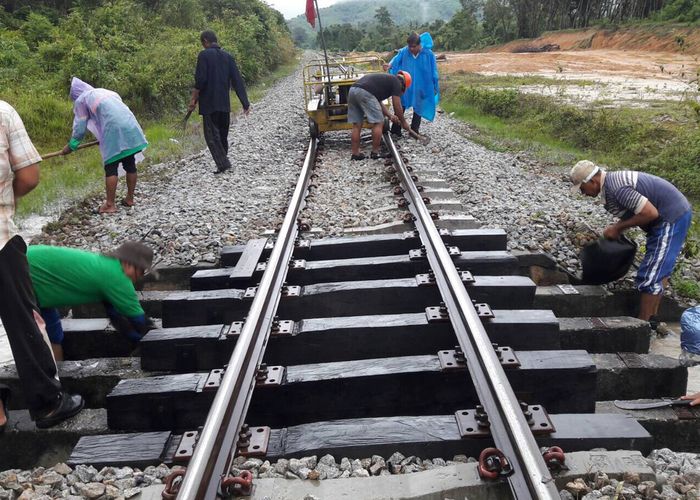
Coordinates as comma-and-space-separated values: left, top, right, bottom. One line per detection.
313, 0, 333, 101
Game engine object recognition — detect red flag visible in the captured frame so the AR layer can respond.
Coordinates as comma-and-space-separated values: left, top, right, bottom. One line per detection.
306, 0, 316, 27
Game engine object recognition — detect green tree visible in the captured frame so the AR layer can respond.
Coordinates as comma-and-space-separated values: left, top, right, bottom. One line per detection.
374, 5, 395, 37
21, 12, 54, 49
437, 2, 481, 50
482, 0, 517, 43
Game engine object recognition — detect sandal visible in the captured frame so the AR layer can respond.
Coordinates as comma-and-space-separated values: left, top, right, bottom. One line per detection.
0, 385, 10, 433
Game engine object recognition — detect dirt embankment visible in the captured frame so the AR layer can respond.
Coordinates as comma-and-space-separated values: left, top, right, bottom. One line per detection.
494, 25, 700, 55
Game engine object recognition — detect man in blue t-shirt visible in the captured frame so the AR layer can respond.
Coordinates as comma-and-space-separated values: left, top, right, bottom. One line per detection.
570, 160, 692, 329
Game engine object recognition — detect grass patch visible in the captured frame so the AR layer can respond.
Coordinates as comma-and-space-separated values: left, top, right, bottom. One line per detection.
448, 72, 597, 88
14, 54, 301, 219
442, 79, 700, 195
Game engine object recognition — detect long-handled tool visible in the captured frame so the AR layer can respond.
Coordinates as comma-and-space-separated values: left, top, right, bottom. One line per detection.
41, 140, 99, 160
182, 109, 193, 131
407, 128, 431, 145
613, 399, 694, 410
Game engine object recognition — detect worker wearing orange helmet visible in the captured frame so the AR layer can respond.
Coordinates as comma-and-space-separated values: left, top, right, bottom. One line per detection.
347, 71, 413, 161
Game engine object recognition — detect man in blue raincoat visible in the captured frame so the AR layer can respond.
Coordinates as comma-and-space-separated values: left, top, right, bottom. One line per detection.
387, 32, 439, 136
62, 78, 148, 214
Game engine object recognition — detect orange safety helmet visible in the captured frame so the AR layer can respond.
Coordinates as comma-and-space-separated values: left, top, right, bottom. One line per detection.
397, 70, 412, 90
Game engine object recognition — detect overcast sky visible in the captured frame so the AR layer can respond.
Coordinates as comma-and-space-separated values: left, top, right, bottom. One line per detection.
265, 0, 345, 19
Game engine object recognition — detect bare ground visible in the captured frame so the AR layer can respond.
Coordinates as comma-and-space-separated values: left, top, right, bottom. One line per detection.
440, 27, 700, 106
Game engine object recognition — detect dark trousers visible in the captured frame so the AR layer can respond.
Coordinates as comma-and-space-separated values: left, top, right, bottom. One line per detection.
0, 236, 61, 412
391, 113, 422, 135
104, 153, 137, 177
203, 112, 231, 171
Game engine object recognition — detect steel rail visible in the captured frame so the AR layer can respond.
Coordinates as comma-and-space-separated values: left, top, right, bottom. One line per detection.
176, 138, 318, 499
384, 133, 558, 499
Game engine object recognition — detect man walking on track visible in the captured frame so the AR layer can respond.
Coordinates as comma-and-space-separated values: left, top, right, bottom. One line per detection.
387, 32, 440, 137
570, 160, 692, 334
0, 100, 83, 430
188, 30, 251, 174
62, 77, 148, 214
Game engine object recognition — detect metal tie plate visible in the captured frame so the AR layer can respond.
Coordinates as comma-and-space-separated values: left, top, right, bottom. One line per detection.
237, 427, 271, 457
255, 366, 285, 387
225, 322, 244, 337
409, 248, 425, 261
270, 320, 295, 337
495, 347, 520, 368
294, 239, 311, 253
455, 405, 555, 438
281, 285, 301, 297
474, 303, 495, 319
203, 369, 225, 392
447, 246, 461, 256
174, 431, 198, 463
417, 271, 474, 287
290, 259, 306, 270
439, 348, 520, 371
425, 306, 449, 323
245, 286, 301, 299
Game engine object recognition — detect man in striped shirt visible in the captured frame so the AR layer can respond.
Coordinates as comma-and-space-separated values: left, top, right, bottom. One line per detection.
570, 160, 692, 328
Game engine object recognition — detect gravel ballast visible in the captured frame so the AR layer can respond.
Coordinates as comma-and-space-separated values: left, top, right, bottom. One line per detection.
1, 449, 698, 499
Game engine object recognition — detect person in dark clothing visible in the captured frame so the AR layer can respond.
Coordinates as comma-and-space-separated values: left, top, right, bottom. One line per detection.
188, 30, 251, 174
347, 71, 412, 161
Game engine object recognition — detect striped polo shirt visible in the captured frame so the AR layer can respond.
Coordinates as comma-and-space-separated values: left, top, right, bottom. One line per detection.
0, 100, 42, 250
601, 170, 690, 224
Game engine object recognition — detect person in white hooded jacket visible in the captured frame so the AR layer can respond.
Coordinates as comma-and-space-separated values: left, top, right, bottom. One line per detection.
62, 78, 148, 214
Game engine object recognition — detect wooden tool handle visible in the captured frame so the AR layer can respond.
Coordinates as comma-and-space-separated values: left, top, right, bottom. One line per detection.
42, 140, 99, 160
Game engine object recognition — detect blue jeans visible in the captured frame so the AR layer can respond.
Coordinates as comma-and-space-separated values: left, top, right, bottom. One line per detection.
636, 210, 692, 295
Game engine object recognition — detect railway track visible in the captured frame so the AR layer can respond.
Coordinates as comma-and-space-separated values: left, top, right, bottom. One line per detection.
0, 134, 696, 499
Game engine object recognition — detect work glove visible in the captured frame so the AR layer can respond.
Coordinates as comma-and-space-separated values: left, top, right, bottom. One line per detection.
104, 303, 155, 342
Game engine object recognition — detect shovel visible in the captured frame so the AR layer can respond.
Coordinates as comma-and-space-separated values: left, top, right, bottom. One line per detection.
42, 140, 99, 160
613, 399, 694, 410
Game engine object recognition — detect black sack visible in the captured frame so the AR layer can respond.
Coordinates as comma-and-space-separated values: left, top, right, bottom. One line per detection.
580, 235, 637, 285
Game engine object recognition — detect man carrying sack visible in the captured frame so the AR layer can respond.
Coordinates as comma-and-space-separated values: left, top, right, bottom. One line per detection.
570, 160, 692, 334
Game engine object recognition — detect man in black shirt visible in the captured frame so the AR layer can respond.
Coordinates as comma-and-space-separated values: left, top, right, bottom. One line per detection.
188, 30, 251, 174
347, 71, 413, 160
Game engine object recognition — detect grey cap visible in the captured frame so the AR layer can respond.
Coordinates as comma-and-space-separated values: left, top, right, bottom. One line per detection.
105, 241, 154, 272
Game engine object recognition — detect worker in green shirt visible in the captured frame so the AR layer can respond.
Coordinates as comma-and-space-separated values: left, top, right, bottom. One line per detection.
27, 241, 155, 361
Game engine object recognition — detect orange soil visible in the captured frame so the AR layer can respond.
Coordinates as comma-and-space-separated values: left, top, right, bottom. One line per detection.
495, 25, 700, 54
441, 26, 700, 82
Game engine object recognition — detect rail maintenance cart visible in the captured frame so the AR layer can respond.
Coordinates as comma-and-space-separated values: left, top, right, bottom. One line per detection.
303, 55, 391, 138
